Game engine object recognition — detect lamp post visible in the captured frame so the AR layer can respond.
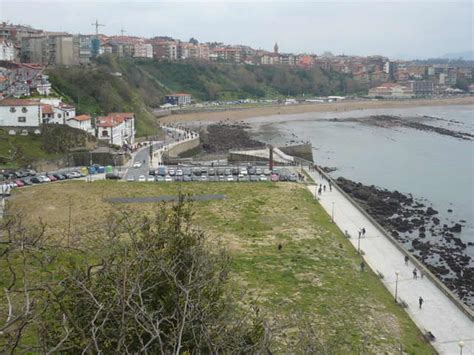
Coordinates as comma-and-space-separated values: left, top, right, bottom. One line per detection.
394, 271, 400, 303
357, 230, 361, 254
331, 202, 335, 223
458, 340, 465, 355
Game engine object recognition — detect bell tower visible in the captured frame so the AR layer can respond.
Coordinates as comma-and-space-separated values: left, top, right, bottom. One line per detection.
274, 42, 279, 54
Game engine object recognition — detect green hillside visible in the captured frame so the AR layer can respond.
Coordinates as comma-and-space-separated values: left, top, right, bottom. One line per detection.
47, 56, 367, 136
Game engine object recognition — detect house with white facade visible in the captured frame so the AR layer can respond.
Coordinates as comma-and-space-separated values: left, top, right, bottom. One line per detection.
0, 98, 42, 127
0, 40, 15, 61
40, 98, 76, 124
96, 112, 135, 147
66, 114, 93, 134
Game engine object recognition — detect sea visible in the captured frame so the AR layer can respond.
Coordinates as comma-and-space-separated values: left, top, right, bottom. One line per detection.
248, 104, 474, 260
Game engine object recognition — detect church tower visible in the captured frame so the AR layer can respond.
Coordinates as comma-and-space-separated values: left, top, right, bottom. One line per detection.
274, 42, 279, 54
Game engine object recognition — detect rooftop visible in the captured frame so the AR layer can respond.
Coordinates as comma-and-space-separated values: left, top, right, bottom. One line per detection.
0, 98, 40, 106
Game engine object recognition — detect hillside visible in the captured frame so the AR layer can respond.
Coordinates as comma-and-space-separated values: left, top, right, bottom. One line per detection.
47, 57, 367, 136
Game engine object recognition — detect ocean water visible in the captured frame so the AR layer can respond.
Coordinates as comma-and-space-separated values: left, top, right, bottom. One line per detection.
248, 105, 474, 259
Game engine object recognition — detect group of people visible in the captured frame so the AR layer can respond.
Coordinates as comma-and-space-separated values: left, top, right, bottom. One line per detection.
316, 181, 332, 196
358, 227, 367, 239
404, 255, 425, 309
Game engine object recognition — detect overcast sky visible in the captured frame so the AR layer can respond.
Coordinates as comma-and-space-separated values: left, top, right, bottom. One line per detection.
0, 0, 472, 59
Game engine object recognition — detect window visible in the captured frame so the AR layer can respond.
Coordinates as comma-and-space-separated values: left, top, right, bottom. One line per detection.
58, 114, 62, 118
18, 117, 26, 123
21, 107, 28, 113
10, 107, 16, 113
102, 130, 109, 137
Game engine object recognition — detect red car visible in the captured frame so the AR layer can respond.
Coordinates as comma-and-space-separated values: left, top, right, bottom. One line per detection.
47, 175, 58, 182
14, 179, 25, 187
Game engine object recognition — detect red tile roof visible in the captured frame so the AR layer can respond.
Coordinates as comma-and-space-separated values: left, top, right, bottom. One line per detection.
0, 98, 40, 106
41, 104, 53, 114
70, 114, 91, 122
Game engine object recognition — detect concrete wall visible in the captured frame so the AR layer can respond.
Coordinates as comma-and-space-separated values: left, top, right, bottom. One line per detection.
279, 143, 313, 162
165, 136, 200, 158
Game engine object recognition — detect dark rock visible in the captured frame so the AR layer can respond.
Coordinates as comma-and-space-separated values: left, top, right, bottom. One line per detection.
449, 223, 462, 233
426, 207, 438, 216
447, 209, 453, 213
432, 217, 440, 225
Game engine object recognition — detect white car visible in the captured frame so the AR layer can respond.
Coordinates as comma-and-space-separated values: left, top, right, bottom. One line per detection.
259, 174, 267, 181
176, 169, 183, 176
240, 168, 248, 175
165, 176, 173, 182
138, 175, 146, 182
133, 162, 142, 168
127, 176, 135, 182
147, 176, 155, 182
226, 175, 234, 182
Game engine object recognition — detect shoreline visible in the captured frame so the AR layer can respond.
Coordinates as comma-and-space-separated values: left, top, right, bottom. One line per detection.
159, 96, 474, 124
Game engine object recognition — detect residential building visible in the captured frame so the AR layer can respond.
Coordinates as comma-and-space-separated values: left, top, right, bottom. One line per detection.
96, 113, 135, 146
133, 42, 153, 58
211, 47, 242, 63
40, 98, 76, 124
151, 40, 178, 60
66, 114, 93, 133
0, 40, 15, 61
407, 80, 433, 97
0, 98, 42, 127
368, 83, 414, 98
165, 93, 192, 106
21, 33, 75, 66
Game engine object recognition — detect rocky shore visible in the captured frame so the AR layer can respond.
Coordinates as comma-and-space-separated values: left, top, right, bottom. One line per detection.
329, 115, 473, 141
200, 122, 265, 154
335, 177, 473, 308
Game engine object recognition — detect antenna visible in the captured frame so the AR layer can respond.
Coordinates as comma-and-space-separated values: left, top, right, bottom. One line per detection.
120, 28, 126, 36
91, 19, 105, 35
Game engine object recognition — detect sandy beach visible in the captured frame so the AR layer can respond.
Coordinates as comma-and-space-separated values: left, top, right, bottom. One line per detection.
159, 96, 474, 124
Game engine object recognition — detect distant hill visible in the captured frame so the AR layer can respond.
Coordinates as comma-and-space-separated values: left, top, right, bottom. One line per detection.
441, 51, 474, 60
48, 56, 367, 136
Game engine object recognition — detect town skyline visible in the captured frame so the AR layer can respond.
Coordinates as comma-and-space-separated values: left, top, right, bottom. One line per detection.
1, 0, 472, 60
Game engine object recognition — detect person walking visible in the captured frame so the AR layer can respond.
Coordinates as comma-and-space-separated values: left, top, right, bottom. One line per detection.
358, 230, 362, 239
360, 261, 365, 272
404, 255, 409, 265
419, 296, 424, 309
413, 268, 418, 279
362, 227, 366, 237
323, 185, 326, 192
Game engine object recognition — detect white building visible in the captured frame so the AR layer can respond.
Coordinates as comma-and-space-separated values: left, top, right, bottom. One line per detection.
66, 114, 93, 134
96, 112, 135, 147
40, 98, 76, 124
0, 98, 42, 127
133, 43, 153, 58
0, 40, 15, 61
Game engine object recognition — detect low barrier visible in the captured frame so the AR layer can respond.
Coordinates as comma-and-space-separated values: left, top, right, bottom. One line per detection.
307, 163, 474, 321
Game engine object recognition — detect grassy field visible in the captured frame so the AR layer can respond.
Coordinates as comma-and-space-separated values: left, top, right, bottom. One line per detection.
7, 181, 434, 353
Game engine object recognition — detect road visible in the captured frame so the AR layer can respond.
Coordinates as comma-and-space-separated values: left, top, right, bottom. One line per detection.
124, 141, 164, 180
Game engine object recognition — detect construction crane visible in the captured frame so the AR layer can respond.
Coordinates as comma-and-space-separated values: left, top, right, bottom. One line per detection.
91, 19, 105, 36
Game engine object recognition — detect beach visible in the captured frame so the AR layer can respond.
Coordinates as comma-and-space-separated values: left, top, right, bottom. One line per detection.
159, 96, 474, 124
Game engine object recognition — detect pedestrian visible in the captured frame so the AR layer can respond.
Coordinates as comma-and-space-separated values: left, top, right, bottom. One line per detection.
360, 261, 365, 272
413, 268, 418, 279
358, 230, 362, 239
362, 227, 366, 237
404, 255, 409, 265
323, 185, 326, 192
419, 296, 424, 309
318, 187, 322, 196
329, 184, 332, 192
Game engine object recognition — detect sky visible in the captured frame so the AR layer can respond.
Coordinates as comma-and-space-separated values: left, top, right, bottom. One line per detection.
0, 0, 472, 59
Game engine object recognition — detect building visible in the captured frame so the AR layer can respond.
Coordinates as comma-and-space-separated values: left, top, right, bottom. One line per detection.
407, 80, 433, 97
40, 98, 76, 124
368, 83, 414, 99
132, 42, 153, 58
165, 93, 192, 106
96, 112, 135, 147
21, 33, 75, 66
0, 40, 15, 61
151, 40, 178, 60
0, 98, 42, 127
66, 114, 93, 133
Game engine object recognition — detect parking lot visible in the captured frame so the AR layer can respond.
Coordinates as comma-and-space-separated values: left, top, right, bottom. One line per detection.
127, 165, 300, 183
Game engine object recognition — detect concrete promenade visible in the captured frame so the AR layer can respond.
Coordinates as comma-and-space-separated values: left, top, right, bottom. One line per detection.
304, 167, 474, 355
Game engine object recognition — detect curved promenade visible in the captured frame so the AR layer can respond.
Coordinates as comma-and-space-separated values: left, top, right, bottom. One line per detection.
304, 167, 474, 355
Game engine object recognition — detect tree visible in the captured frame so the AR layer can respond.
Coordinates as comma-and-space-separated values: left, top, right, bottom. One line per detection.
1, 197, 269, 353
189, 37, 199, 45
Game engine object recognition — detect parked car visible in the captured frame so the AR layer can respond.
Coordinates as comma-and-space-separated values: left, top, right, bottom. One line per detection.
158, 167, 167, 176
240, 167, 248, 175
127, 176, 135, 182
250, 175, 259, 182
21, 178, 33, 186
47, 175, 57, 182
106, 173, 121, 180
193, 168, 201, 176
53, 174, 66, 180
138, 175, 146, 182
133, 162, 142, 168
208, 168, 215, 176
168, 169, 176, 176
155, 176, 165, 182
264, 169, 272, 176
176, 169, 183, 176
183, 176, 191, 182
31, 177, 43, 184
271, 174, 279, 182
259, 174, 267, 181
165, 176, 173, 182
39, 175, 51, 182
14, 179, 25, 187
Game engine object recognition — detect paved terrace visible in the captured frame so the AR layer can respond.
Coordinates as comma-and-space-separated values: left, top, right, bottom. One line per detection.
304, 167, 474, 355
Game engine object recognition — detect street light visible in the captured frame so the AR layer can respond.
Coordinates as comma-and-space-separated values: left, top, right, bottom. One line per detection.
394, 271, 400, 302
458, 340, 465, 355
357, 230, 361, 254
331, 202, 335, 223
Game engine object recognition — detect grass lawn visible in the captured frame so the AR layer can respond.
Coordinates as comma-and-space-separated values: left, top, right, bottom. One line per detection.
6, 181, 435, 353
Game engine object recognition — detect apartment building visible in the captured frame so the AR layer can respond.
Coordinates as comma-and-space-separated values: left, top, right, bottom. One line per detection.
96, 112, 135, 147
21, 33, 75, 66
